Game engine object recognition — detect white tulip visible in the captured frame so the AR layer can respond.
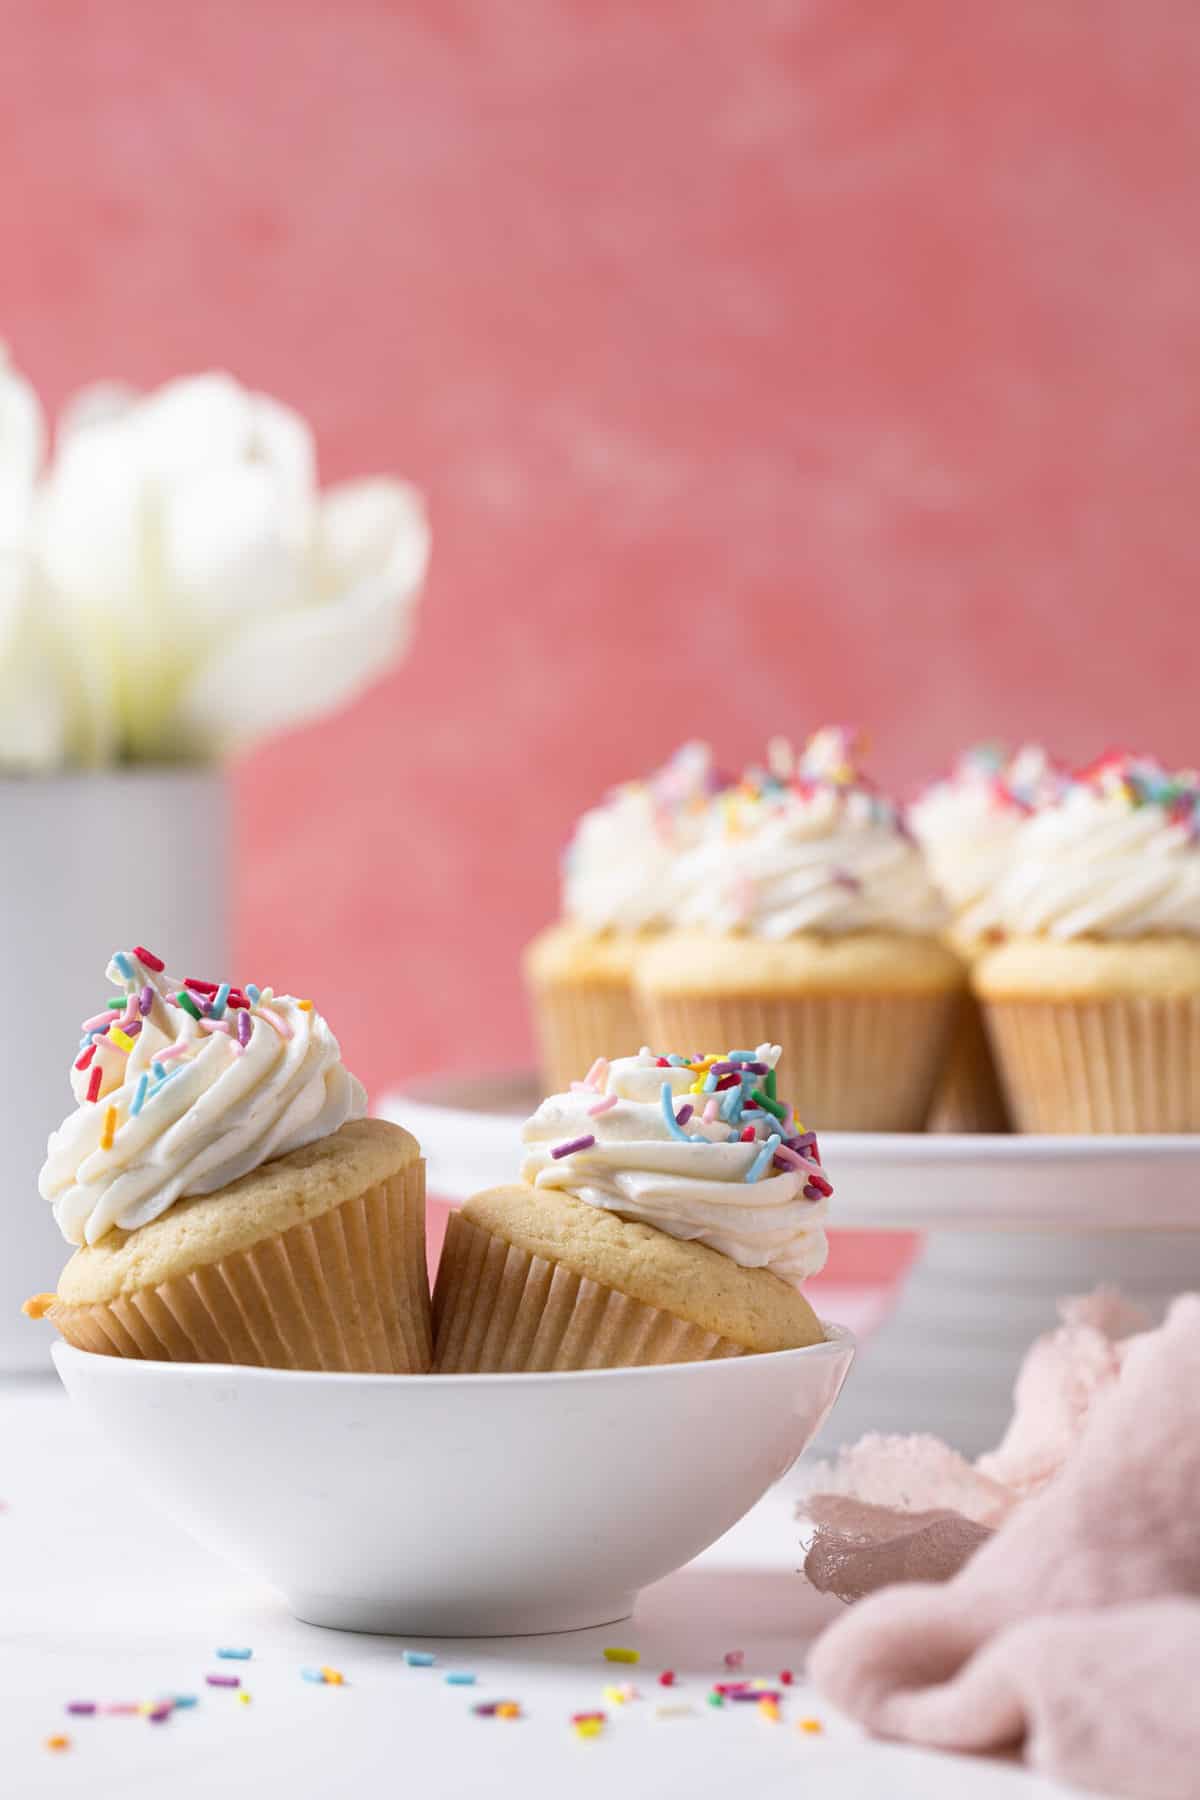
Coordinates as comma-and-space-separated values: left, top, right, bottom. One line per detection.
0, 361, 429, 769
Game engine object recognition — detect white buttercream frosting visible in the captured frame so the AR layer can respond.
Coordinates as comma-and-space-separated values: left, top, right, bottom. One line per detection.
964, 760, 1200, 941
561, 741, 720, 931
41, 949, 366, 1246
909, 744, 1061, 917
666, 731, 945, 938
521, 1045, 830, 1289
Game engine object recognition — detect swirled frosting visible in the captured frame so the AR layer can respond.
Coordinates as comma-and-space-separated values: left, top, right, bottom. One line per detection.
908, 744, 1063, 916
964, 754, 1200, 940
561, 741, 722, 931
667, 729, 946, 938
40, 947, 366, 1245
522, 1045, 830, 1289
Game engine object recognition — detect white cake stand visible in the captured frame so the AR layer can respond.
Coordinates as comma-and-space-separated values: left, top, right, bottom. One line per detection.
380, 1074, 1200, 1456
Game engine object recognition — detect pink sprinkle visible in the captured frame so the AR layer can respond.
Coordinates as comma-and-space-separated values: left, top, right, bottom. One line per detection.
257, 1005, 292, 1040
104, 1703, 140, 1716
154, 1042, 191, 1064
587, 1092, 618, 1115
702, 1098, 719, 1123
119, 995, 140, 1027
584, 1057, 609, 1091
551, 1133, 596, 1159
206, 1673, 240, 1688
723, 1650, 744, 1669
772, 1143, 805, 1169
80, 1011, 117, 1034
198, 1018, 232, 1035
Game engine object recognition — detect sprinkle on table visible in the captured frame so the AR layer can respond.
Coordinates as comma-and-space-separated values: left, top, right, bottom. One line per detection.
723, 1650, 745, 1669
45, 1734, 71, 1752
798, 1716, 824, 1734
206, 1674, 240, 1688
603, 1683, 638, 1705
237, 1692, 252, 1706
658, 1669, 677, 1686
573, 1715, 604, 1739
65, 1702, 96, 1716
445, 1671, 477, 1686
319, 1666, 345, 1686
779, 1669, 794, 1685
603, 1647, 639, 1664
403, 1650, 436, 1667
217, 1648, 252, 1660
654, 1703, 694, 1721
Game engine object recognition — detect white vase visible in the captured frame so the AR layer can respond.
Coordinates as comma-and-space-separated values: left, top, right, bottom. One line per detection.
0, 768, 229, 1374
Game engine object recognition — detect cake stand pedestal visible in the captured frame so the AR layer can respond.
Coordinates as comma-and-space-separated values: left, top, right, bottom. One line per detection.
381, 1076, 1200, 1456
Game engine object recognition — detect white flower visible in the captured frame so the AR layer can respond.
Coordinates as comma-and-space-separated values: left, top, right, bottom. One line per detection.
0, 358, 429, 767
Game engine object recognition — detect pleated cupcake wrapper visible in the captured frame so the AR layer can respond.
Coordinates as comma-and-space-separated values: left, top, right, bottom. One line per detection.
526, 974, 646, 1096
50, 1162, 433, 1372
982, 993, 1200, 1134
636, 989, 959, 1131
926, 992, 1011, 1133
432, 1212, 745, 1372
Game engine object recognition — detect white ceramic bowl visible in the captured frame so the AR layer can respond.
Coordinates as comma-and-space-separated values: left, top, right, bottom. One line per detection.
54, 1330, 853, 1636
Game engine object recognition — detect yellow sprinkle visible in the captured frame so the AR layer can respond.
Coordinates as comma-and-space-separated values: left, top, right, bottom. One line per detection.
100, 1105, 117, 1151
798, 1717, 823, 1734
602, 1683, 637, 1705
297, 1000, 313, 1011
495, 1702, 520, 1719
319, 1666, 344, 1686
603, 1647, 639, 1664
45, 1735, 71, 1752
759, 1698, 781, 1722
238, 1692, 252, 1705
110, 1027, 135, 1052
574, 1718, 603, 1738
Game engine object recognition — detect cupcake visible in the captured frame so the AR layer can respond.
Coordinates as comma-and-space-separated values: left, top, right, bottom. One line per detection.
972, 754, 1200, 1133
434, 1045, 830, 1371
25, 946, 431, 1370
909, 744, 1062, 1131
632, 731, 965, 1131
524, 742, 721, 1093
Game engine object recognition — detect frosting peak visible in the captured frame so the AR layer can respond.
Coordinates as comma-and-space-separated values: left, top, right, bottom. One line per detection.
41, 947, 366, 1245
522, 1046, 831, 1289
561, 741, 724, 932
908, 743, 1065, 917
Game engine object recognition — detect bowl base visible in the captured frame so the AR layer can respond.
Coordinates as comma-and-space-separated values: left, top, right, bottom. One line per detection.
286, 1590, 637, 1639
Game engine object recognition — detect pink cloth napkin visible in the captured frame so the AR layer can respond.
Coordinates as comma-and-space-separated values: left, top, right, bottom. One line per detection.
808, 1295, 1200, 1799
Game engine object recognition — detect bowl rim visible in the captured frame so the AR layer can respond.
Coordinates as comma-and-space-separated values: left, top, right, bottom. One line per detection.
51, 1320, 854, 1390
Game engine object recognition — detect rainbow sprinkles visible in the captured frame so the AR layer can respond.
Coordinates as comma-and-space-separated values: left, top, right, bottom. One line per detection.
559, 1050, 832, 1198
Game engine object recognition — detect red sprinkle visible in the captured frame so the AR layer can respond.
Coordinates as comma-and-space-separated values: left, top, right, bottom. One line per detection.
184, 978, 219, 995
133, 946, 165, 972
809, 1174, 833, 1197
780, 1670, 794, 1686
656, 1057, 671, 1066
659, 1671, 676, 1687
74, 1045, 96, 1072
571, 1711, 606, 1723
723, 1651, 745, 1669
86, 1065, 103, 1104
739, 1127, 756, 1142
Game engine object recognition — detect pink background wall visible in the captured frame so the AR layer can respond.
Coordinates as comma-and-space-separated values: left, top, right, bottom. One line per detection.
5, 1, 1200, 1114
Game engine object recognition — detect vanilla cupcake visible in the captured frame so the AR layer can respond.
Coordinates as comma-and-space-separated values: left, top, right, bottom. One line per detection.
434, 1045, 829, 1371
972, 755, 1200, 1133
26, 946, 431, 1370
633, 732, 965, 1130
909, 744, 1062, 1131
524, 743, 721, 1093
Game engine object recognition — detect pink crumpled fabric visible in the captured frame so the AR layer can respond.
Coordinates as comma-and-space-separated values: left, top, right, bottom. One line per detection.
808, 1294, 1200, 1800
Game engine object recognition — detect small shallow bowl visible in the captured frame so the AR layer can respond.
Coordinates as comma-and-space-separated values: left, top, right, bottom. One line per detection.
54, 1329, 854, 1636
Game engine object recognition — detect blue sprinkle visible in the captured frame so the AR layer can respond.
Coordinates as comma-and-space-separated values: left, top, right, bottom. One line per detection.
729, 1050, 758, 1062
113, 951, 133, 980
130, 1073, 149, 1117
703, 1071, 718, 1092
660, 1083, 697, 1143
152, 1061, 166, 1080
665, 1053, 688, 1066
745, 1134, 782, 1183
171, 1694, 199, 1709
217, 1647, 252, 1660
445, 1672, 477, 1686
720, 1083, 743, 1124
151, 1065, 186, 1099
301, 1667, 327, 1683
246, 984, 262, 1005
210, 983, 231, 1020
404, 1650, 436, 1667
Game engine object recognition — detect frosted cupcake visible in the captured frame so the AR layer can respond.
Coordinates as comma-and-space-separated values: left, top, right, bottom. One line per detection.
909, 744, 1062, 1131
524, 743, 722, 1093
26, 946, 431, 1370
633, 731, 965, 1130
434, 1045, 830, 1371
972, 755, 1200, 1132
